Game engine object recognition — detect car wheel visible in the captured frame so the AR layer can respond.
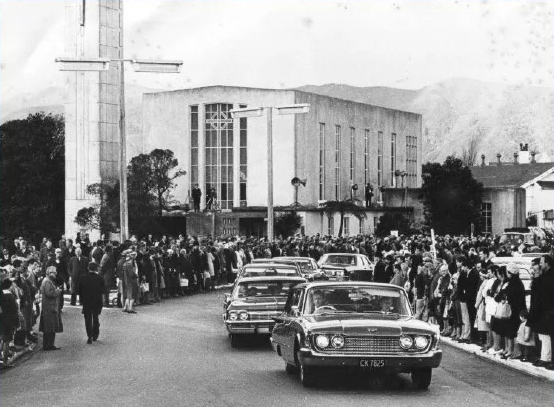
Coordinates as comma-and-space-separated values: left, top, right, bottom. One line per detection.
285, 361, 297, 374
297, 351, 315, 387
411, 367, 432, 390
230, 334, 239, 348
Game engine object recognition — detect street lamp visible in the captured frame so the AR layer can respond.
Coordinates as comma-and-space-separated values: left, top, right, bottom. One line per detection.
56, 57, 183, 242
230, 104, 310, 241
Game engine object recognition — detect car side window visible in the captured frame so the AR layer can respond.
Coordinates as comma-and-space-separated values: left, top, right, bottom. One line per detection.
286, 289, 304, 315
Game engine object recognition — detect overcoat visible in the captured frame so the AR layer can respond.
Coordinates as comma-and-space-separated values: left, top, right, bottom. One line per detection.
39, 277, 63, 333
78, 272, 105, 315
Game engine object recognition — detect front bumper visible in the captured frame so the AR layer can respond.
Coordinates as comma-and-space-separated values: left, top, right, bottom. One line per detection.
225, 320, 275, 335
297, 347, 442, 370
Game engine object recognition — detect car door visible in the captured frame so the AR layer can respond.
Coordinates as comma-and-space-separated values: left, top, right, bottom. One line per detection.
282, 288, 305, 363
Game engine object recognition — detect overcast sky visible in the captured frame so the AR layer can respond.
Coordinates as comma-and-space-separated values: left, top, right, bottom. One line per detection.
1, 0, 552, 102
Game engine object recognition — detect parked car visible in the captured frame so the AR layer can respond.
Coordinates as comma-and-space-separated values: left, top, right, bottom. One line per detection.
270, 281, 442, 388
223, 276, 306, 347
491, 256, 536, 308
237, 263, 302, 279
275, 257, 327, 281
317, 253, 373, 280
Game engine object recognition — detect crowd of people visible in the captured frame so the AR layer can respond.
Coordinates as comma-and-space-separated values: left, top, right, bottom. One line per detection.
0, 230, 552, 371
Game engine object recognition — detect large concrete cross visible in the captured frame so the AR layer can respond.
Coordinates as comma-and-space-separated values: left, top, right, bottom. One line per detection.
64, 0, 123, 241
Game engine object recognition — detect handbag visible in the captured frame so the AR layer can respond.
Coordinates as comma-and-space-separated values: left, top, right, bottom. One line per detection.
140, 282, 149, 293
494, 300, 511, 320
180, 278, 189, 287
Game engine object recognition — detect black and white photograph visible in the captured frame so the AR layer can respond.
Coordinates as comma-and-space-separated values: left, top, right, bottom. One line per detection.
0, 0, 553, 406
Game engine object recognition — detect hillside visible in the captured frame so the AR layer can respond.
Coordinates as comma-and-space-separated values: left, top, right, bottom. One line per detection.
297, 78, 554, 163
2, 78, 552, 163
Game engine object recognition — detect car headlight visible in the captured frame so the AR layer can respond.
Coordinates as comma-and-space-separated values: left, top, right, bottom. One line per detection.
331, 335, 345, 349
315, 334, 330, 348
337, 270, 344, 276
228, 311, 238, 321
399, 335, 413, 349
414, 336, 429, 349
239, 311, 249, 321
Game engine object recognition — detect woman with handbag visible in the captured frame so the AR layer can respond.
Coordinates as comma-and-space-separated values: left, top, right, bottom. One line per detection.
487, 266, 505, 355
491, 264, 526, 359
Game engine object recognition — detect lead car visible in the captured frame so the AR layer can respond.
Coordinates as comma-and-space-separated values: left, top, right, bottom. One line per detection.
270, 281, 442, 389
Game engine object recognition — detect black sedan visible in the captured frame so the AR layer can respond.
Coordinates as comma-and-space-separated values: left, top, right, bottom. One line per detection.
270, 282, 442, 388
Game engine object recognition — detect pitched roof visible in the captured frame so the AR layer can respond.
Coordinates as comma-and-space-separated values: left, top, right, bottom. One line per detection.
470, 162, 554, 188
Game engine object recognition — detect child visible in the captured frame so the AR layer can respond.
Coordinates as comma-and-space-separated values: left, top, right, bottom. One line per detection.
516, 309, 535, 362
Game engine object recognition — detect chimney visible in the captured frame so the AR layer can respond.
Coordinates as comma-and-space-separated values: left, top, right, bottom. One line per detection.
519, 143, 530, 163
496, 153, 502, 165
514, 152, 519, 164
481, 154, 486, 167
531, 151, 537, 163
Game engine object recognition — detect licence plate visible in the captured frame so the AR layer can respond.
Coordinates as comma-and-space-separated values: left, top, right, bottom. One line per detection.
360, 359, 385, 368
257, 326, 271, 334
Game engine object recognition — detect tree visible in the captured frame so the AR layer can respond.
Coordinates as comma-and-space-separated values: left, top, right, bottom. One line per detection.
0, 112, 65, 244
127, 149, 186, 218
74, 182, 119, 234
321, 200, 366, 237
274, 211, 303, 238
421, 156, 484, 235
460, 130, 482, 167
375, 213, 411, 237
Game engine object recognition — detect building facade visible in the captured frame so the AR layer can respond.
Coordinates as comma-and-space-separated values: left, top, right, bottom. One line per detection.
142, 86, 422, 236
471, 149, 554, 235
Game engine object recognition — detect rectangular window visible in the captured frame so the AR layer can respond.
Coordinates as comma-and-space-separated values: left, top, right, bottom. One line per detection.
205, 103, 234, 210
190, 106, 199, 190
327, 215, 334, 236
482, 202, 492, 234
239, 104, 247, 206
364, 129, 369, 185
344, 217, 350, 236
359, 218, 364, 235
350, 127, 355, 184
335, 125, 341, 200
390, 133, 396, 187
377, 131, 383, 187
404, 135, 418, 188
319, 123, 325, 200
374, 216, 379, 230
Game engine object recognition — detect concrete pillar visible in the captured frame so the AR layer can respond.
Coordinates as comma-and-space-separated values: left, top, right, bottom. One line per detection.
198, 104, 206, 210
64, 0, 122, 241
232, 103, 241, 208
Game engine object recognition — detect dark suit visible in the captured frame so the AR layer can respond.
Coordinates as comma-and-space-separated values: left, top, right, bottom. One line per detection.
68, 256, 89, 303
78, 272, 105, 340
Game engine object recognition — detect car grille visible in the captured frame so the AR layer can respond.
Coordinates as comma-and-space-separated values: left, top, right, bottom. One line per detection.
249, 311, 281, 321
316, 336, 430, 354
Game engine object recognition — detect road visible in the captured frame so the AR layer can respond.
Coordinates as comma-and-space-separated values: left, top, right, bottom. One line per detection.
1, 290, 552, 407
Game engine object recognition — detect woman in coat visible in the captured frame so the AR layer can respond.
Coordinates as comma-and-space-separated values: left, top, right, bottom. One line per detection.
492, 264, 526, 359
39, 266, 63, 350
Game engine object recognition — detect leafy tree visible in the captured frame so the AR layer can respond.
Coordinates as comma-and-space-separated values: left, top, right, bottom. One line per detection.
421, 156, 484, 234
375, 213, 411, 237
128, 149, 186, 218
321, 200, 366, 237
74, 183, 119, 234
274, 211, 303, 237
0, 113, 65, 244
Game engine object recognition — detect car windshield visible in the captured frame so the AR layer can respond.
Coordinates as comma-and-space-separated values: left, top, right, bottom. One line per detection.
241, 267, 298, 277
233, 281, 298, 298
304, 286, 411, 316
322, 255, 356, 266
293, 260, 315, 272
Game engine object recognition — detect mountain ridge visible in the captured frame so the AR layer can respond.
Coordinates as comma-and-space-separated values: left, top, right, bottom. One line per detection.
2, 78, 552, 163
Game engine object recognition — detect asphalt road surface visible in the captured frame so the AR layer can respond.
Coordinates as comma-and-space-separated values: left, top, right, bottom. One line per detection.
1, 290, 552, 407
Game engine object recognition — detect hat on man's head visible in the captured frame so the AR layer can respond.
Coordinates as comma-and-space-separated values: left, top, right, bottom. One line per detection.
88, 262, 98, 272
122, 249, 132, 256
507, 263, 519, 275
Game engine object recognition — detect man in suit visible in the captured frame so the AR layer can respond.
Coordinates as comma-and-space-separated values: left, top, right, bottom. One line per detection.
78, 262, 105, 344
90, 240, 104, 264
68, 248, 89, 305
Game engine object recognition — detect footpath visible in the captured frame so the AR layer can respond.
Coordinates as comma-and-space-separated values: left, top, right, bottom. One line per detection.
441, 335, 554, 382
